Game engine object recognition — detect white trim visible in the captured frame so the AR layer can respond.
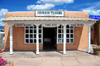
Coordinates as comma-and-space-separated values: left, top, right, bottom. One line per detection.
36, 24, 39, 54
63, 24, 66, 54
9, 25, 13, 55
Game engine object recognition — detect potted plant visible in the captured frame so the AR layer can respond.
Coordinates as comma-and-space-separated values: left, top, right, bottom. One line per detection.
93, 45, 100, 55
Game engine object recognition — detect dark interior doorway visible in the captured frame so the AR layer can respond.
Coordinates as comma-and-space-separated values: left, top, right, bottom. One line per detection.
43, 27, 57, 50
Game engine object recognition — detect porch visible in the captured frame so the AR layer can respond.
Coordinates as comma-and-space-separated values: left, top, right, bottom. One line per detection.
2, 16, 96, 55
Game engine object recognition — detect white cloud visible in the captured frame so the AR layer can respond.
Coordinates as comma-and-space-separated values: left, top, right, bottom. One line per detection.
83, 9, 100, 15
82, 1, 100, 15
0, 9, 8, 18
36, 0, 41, 4
27, 0, 74, 10
27, 4, 55, 10
39, 0, 74, 5
0, 9, 8, 26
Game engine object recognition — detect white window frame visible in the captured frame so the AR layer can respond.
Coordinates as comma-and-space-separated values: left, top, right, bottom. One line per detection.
24, 24, 43, 44
66, 25, 74, 44
57, 25, 64, 44
57, 24, 74, 44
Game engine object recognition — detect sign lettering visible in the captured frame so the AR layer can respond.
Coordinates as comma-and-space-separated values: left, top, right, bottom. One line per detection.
36, 10, 64, 17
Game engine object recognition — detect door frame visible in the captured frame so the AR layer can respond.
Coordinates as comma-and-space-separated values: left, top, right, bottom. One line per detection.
43, 27, 57, 50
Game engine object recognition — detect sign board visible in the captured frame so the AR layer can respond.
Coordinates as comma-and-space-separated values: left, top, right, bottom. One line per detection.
42, 24, 59, 27
71, 24, 84, 27
35, 10, 64, 17
15, 24, 33, 27
89, 15, 100, 20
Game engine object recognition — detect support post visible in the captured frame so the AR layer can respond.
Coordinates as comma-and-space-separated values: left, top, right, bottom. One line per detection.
63, 24, 66, 54
9, 25, 13, 55
36, 24, 39, 54
87, 24, 92, 53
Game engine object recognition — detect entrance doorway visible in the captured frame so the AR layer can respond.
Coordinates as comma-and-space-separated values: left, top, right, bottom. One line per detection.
43, 27, 57, 50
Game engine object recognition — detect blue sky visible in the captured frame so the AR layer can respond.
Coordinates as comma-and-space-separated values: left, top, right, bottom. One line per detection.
0, 0, 100, 26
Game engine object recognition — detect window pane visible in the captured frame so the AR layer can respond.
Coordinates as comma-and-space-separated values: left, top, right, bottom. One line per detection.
26, 29, 29, 33
39, 39, 41, 43
58, 25, 61, 28
66, 39, 69, 43
70, 26, 73, 28
70, 29, 73, 33
30, 39, 33, 43
30, 29, 33, 33
34, 34, 36, 38
39, 29, 41, 33
71, 39, 73, 42
30, 26, 33, 28
58, 34, 61, 38
66, 29, 69, 33
34, 39, 36, 43
39, 34, 41, 38
34, 29, 36, 33
66, 34, 69, 38
26, 39, 29, 43
30, 34, 33, 38
26, 34, 29, 38
66, 25, 69, 28
26, 27, 29, 28
58, 39, 62, 43
71, 34, 73, 38
34, 25, 36, 28
39, 25, 41, 28
58, 29, 61, 33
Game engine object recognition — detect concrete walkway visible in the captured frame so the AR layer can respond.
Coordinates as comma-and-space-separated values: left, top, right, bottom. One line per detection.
1, 50, 100, 66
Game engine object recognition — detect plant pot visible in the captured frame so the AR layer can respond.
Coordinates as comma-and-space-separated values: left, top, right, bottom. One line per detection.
93, 49, 100, 55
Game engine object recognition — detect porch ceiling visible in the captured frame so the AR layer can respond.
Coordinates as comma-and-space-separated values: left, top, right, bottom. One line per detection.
2, 16, 96, 22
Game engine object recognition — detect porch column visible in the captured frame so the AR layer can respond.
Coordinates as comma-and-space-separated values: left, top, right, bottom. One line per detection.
36, 24, 39, 54
9, 25, 14, 54
87, 24, 92, 53
63, 24, 66, 54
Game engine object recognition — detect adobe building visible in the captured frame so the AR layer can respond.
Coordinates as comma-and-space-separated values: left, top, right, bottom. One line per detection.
2, 10, 96, 54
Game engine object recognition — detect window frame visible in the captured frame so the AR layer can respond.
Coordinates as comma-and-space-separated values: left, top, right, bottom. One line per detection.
57, 24, 74, 44
24, 25, 43, 44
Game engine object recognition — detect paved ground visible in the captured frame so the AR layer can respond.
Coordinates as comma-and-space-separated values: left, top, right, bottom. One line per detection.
2, 49, 94, 58
1, 49, 100, 66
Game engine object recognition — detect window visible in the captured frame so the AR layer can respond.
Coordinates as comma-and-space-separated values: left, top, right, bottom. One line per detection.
57, 25, 63, 43
25, 25, 42, 44
57, 25, 74, 44
66, 25, 74, 43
